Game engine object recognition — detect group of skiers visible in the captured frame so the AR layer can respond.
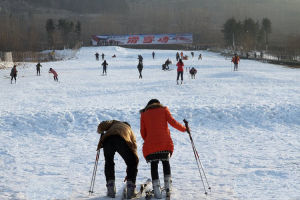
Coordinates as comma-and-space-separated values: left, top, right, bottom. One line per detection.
9, 63, 58, 84
96, 99, 190, 199
95, 52, 105, 61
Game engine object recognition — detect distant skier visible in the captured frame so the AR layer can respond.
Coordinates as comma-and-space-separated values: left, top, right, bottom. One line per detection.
36, 62, 42, 76
189, 67, 197, 79
176, 52, 180, 61
97, 120, 139, 199
152, 51, 155, 59
176, 59, 184, 84
10, 65, 18, 84
137, 61, 143, 79
180, 51, 183, 59
112, 54, 116, 58
165, 59, 172, 70
191, 52, 194, 58
101, 53, 105, 60
49, 68, 58, 81
198, 54, 202, 60
102, 60, 108, 75
95, 52, 99, 61
140, 99, 189, 199
231, 54, 240, 71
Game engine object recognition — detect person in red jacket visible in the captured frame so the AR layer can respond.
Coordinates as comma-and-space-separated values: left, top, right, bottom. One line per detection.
176, 59, 184, 85
49, 68, 58, 81
140, 99, 189, 198
231, 54, 240, 71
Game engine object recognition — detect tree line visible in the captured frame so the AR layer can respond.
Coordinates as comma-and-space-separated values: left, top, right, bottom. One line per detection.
222, 17, 272, 51
46, 19, 81, 49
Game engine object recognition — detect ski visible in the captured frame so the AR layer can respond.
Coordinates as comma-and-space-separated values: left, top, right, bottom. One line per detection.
122, 178, 152, 199
145, 187, 171, 200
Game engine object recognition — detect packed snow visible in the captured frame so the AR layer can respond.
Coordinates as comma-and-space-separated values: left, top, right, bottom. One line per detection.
0, 46, 299, 200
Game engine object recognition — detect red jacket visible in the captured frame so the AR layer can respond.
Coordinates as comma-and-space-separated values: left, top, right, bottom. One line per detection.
49, 68, 58, 77
176, 62, 184, 72
140, 103, 186, 158
232, 56, 240, 64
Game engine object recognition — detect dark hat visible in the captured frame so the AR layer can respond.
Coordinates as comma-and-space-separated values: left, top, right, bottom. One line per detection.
147, 99, 160, 107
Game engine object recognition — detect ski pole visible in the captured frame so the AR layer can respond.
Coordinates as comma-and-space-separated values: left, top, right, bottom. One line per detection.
183, 119, 211, 195
89, 134, 103, 195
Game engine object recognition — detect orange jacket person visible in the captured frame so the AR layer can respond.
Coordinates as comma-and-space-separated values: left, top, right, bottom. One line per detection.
231, 54, 240, 71
140, 99, 188, 198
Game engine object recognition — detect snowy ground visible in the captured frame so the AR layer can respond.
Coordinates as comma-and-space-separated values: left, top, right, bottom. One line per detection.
0, 46, 299, 200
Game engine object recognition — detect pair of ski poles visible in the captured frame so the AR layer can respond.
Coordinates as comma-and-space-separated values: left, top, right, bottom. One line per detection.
89, 134, 103, 195
183, 119, 211, 195
89, 122, 210, 195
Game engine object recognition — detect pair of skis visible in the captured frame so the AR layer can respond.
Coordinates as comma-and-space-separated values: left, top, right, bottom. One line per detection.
122, 179, 152, 200
145, 187, 170, 200
122, 179, 171, 199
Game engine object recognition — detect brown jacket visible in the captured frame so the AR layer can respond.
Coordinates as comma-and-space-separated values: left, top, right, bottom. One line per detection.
97, 120, 138, 161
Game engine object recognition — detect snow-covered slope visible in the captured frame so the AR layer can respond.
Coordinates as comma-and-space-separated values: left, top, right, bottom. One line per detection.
0, 46, 299, 200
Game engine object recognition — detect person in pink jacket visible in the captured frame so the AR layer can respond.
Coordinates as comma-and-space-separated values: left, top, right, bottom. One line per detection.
49, 68, 58, 81
176, 59, 184, 84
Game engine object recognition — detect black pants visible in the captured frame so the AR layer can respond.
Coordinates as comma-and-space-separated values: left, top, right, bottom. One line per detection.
103, 135, 138, 183
150, 160, 171, 180
37, 69, 40, 76
103, 67, 107, 75
177, 71, 183, 81
146, 152, 171, 180
11, 75, 16, 83
138, 70, 142, 78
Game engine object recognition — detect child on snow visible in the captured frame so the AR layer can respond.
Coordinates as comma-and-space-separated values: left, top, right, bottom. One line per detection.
97, 120, 139, 199
48, 68, 58, 81
140, 99, 189, 199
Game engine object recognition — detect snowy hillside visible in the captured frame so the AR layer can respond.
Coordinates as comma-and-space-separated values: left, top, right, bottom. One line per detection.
0, 46, 299, 200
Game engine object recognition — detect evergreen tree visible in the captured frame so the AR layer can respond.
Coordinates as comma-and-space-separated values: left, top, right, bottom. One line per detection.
262, 18, 272, 51
222, 18, 237, 48
46, 19, 55, 48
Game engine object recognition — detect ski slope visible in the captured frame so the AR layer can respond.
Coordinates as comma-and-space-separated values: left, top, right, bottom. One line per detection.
0, 46, 299, 200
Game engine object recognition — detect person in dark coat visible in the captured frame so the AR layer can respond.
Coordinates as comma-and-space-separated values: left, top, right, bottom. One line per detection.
152, 51, 155, 59
191, 52, 194, 58
137, 61, 143, 79
36, 62, 42, 76
138, 55, 143, 63
198, 54, 202, 60
97, 120, 139, 199
95, 52, 99, 61
176, 52, 180, 62
189, 67, 197, 79
10, 65, 18, 84
102, 60, 108, 75
101, 53, 105, 60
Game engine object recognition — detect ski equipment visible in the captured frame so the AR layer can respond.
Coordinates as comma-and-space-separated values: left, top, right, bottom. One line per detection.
183, 119, 211, 195
89, 133, 103, 195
